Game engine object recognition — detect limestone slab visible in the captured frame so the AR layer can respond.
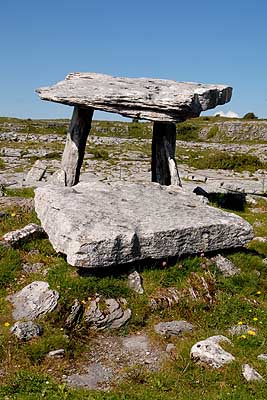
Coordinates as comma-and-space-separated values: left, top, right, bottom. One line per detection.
36, 73, 232, 122
35, 181, 253, 269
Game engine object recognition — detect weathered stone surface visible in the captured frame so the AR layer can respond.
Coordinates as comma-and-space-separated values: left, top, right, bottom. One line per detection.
3, 223, 46, 246
65, 299, 84, 328
36, 72, 232, 123
10, 321, 43, 341
7, 281, 59, 321
35, 181, 253, 269
190, 335, 235, 368
228, 324, 256, 336
47, 349, 65, 358
212, 254, 241, 277
83, 296, 131, 330
25, 160, 47, 184
128, 270, 144, 294
242, 364, 264, 382
154, 320, 194, 337
257, 354, 267, 362
66, 363, 113, 390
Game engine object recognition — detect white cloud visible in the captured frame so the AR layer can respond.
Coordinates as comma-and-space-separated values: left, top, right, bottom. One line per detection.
213, 111, 239, 118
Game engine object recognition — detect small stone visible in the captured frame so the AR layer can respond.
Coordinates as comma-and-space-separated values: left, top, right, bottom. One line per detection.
154, 320, 194, 337
128, 270, 144, 294
190, 335, 235, 369
257, 354, 267, 362
10, 321, 43, 341
212, 254, 240, 277
22, 262, 44, 274
228, 324, 256, 335
166, 344, 176, 353
47, 349, 65, 358
242, 364, 264, 381
3, 223, 46, 246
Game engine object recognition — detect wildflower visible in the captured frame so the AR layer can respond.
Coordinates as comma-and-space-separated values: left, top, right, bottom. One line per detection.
11, 213, 16, 217
256, 291, 261, 295
253, 317, 258, 321
249, 309, 252, 313
239, 335, 247, 339
247, 330, 256, 336
238, 321, 243, 325
81, 300, 86, 304
4, 322, 10, 327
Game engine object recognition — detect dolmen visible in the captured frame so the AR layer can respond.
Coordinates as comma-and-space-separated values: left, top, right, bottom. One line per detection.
35, 73, 253, 268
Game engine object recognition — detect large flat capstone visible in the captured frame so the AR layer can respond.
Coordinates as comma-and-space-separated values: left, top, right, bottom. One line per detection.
34, 182, 253, 268
36, 73, 232, 122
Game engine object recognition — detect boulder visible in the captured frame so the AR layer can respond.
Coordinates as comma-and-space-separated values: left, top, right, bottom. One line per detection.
127, 270, 144, 294
36, 73, 232, 122
7, 281, 59, 321
34, 181, 253, 269
190, 335, 235, 369
25, 160, 47, 184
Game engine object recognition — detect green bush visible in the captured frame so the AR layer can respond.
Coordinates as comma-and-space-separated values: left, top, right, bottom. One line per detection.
176, 123, 200, 141
243, 112, 258, 120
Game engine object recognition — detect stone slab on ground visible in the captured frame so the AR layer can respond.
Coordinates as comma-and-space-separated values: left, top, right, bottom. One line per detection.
7, 281, 59, 321
35, 181, 253, 269
36, 72, 232, 122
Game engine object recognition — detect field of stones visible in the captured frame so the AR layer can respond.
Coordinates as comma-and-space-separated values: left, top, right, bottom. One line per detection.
0, 116, 267, 399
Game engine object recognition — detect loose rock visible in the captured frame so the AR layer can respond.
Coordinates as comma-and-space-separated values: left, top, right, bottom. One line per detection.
25, 160, 47, 184
7, 281, 59, 320
154, 320, 194, 337
3, 223, 46, 246
257, 354, 267, 362
190, 335, 235, 369
242, 364, 264, 382
84, 296, 131, 330
228, 324, 256, 336
10, 321, 43, 341
47, 349, 65, 358
212, 254, 241, 277
127, 269, 144, 294
65, 299, 84, 328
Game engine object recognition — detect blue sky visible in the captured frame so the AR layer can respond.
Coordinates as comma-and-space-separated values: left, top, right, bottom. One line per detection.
1, 0, 267, 120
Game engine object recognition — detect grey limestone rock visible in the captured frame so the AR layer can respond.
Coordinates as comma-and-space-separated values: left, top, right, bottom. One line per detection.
84, 296, 131, 330
190, 335, 235, 369
47, 349, 65, 358
257, 354, 267, 362
154, 320, 194, 337
228, 324, 256, 336
10, 321, 43, 341
65, 299, 84, 328
3, 223, 46, 246
34, 181, 253, 269
25, 160, 47, 184
242, 364, 264, 382
36, 72, 232, 122
212, 254, 241, 277
127, 270, 144, 294
66, 362, 113, 390
7, 281, 59, 321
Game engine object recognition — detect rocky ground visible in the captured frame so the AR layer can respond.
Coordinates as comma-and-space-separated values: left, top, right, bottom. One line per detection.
0, 116, 267, 399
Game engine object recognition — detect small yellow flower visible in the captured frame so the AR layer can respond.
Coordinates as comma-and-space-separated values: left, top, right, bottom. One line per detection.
11, 213, 16, 217
249, 309, 252, 312
81, 300, 86, 304
238, 321, 243, 325
253, 317, 258, 321
247, 330, 256, 336
256, 291, 261, 295
4, 322, 10, 327
239, 335, 247, 339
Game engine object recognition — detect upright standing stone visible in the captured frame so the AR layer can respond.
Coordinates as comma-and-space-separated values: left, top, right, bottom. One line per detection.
152, 122, 181, 186
61, 106, 94, 186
